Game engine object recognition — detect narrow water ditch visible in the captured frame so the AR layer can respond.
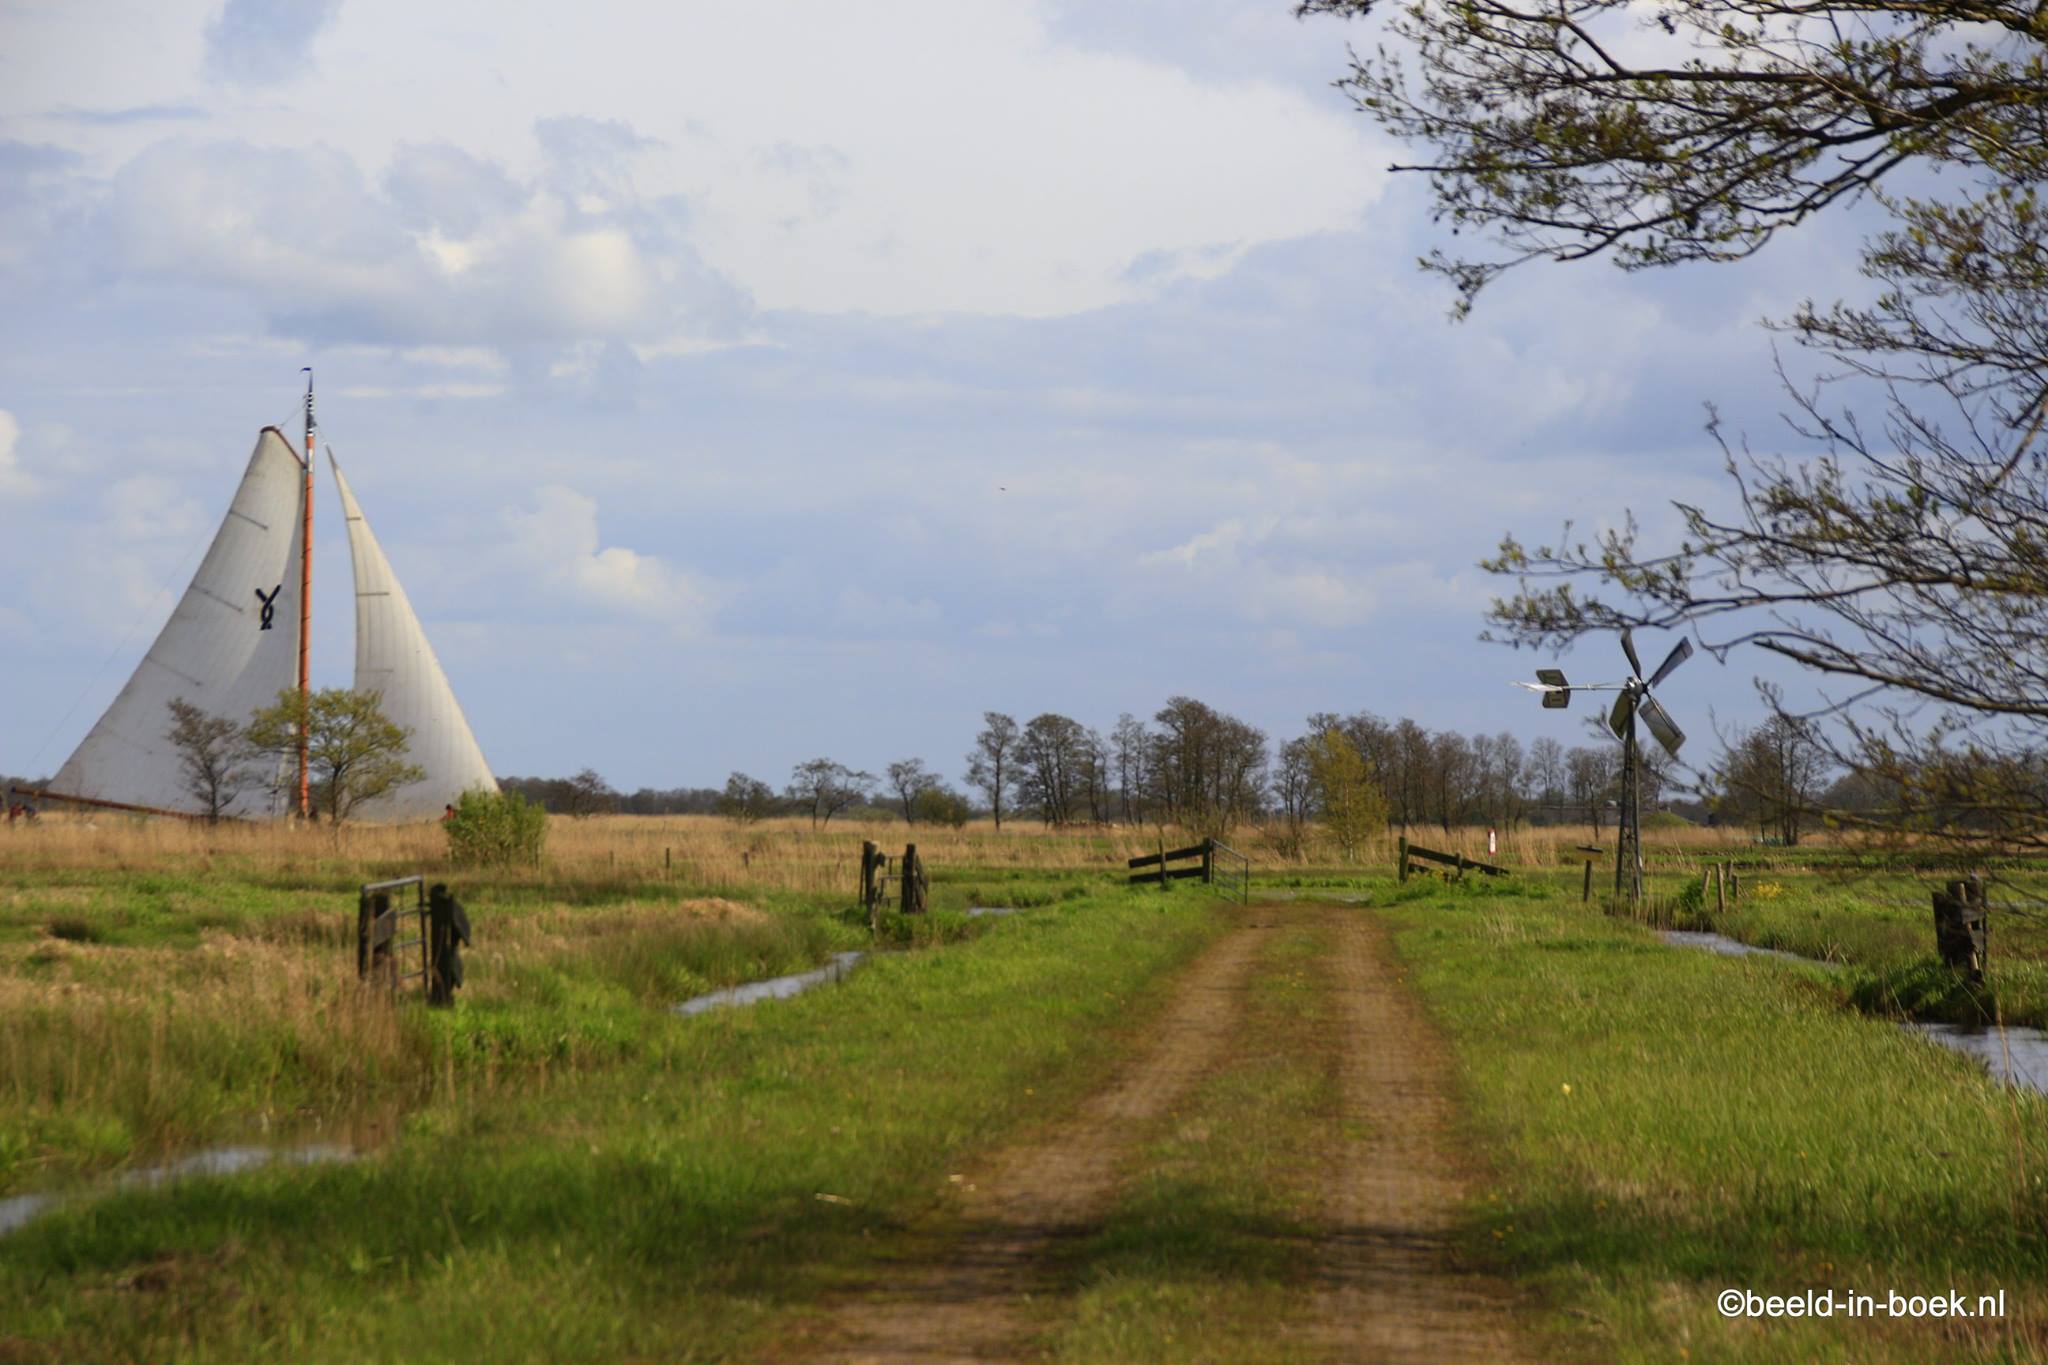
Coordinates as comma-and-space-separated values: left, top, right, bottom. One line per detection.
1660, 928, 2048, 1095
673, 950, 867, 1016
1, 1142, 357, 1239
1658, 929, 1833, 968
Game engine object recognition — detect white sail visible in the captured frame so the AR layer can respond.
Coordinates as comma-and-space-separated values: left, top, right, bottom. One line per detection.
330, 453, 497, 819
49, 428, 304, 816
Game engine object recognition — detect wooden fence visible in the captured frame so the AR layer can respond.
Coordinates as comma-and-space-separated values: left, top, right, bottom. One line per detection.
1396, 836, 1508, 881
1127, 837, 1250, 903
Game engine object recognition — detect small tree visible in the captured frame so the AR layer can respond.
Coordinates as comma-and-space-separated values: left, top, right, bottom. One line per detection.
166, 696, 256, 822
786, 759, 873, 828
910, 784, 973, 828
717, 771, 778, 824
444, 786, 547, 865
563, 768, 616, 818
1306, 727, 1388, 862
965, 712, 1019, 830
245, 687, 423, 824
886, 758, 941, 823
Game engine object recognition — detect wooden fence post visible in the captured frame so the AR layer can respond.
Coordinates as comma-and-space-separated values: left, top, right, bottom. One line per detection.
1201, 838, 1214, 886
1714, 863, 1725, 913
356, 889, 371, 979
861, 841, 881, 931
1397, 835, 1409, 882
1581, 859, 1592, 903
900, 843, 927, 915
1933, 878, 1988, 985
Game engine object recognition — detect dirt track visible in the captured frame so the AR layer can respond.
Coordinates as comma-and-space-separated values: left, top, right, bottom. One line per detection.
1312, 905, 1526, 1362
780, 903, 1526, 1362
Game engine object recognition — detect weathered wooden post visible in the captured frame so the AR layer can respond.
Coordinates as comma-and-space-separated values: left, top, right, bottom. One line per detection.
1714, 863, 1725, 913
900, 843, 927, 915
1581, 859, 1592, 903
427, 883, 469, 1007
1397, 835, 1409, 882
1201, 838, 1214, 886
1933, 877, 1988, 985
1455, 851, 1468, 882
356, 888, 372, 979
860, 840, 882, 930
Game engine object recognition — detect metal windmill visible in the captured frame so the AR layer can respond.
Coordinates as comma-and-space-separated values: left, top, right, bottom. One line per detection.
1514, 631, 1694, 901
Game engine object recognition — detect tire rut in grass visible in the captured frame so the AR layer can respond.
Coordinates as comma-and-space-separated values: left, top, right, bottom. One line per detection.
1311, 904, 1527, 1362
779, 915, 1263, 1362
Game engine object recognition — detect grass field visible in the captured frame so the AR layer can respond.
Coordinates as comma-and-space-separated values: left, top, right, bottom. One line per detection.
4, 813, 2048, 1359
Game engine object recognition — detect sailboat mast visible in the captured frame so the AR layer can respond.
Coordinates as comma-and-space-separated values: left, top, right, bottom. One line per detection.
298, 369, 314, 820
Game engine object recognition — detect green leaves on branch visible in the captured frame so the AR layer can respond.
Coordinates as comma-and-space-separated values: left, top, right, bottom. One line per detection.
244, 687, 423, 825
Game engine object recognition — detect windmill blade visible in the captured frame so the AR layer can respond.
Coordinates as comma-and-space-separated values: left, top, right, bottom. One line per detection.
1608, 688, 1636, 741
1639, 694, 1686, 757
1648, 637, 1694, 688
1619, 628, 1643, 679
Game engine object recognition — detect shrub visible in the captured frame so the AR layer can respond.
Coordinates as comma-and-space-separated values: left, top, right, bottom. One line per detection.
445, 787, 547, 866
910, 785, 972, 828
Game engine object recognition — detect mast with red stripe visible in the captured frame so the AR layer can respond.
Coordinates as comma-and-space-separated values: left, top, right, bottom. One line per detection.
298, 368, 314, 820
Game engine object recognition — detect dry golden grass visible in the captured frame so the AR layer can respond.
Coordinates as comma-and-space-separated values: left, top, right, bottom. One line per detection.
0, 809, 1805, 896
0, 889, 836, 1190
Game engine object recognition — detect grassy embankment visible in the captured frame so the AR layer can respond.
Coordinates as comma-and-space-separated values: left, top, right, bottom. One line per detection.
0, 858, 1228, 1360
1385, 872, 2048, 1361
0, 813, 1167, 1193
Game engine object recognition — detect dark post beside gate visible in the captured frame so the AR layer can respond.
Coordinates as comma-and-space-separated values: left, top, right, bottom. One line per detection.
427, 883, 471, 1006
900, 843, 929, 915
1933, 876, 1989, 985
860, 840, 885, 930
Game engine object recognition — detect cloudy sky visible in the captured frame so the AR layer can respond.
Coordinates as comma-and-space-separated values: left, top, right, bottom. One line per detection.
0, 0, 1867, 792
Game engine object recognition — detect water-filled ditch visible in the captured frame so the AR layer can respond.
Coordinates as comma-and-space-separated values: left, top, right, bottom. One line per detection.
1660, 929, 2048, 1095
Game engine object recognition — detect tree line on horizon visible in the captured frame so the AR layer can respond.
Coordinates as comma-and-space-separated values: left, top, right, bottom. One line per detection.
497, 696, 1871, 846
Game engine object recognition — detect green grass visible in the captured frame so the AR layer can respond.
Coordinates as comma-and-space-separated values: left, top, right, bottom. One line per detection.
0, 884, 1229, 1361
1384, 878, 2048, 1361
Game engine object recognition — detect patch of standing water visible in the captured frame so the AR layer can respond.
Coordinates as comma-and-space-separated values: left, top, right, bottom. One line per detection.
1908, 1023, 2048, 1095
1659, 929, 1833, 968
673, 951, 866, 1017
0, 1142, 355, 1239
965, 906, 1021, 918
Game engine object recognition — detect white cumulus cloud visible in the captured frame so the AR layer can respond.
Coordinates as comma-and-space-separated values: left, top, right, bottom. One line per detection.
505, 485, 717, 631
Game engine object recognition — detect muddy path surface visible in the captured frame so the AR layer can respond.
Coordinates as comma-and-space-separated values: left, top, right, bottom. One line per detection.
773, 903, 1528, 1363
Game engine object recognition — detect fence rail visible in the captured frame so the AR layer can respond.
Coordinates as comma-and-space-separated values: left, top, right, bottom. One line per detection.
1397, 836, 1508, 881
